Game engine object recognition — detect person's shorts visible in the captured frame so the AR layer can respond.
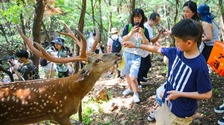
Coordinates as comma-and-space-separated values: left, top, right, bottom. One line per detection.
156, 82, 166, 106
121, 52, 141, 77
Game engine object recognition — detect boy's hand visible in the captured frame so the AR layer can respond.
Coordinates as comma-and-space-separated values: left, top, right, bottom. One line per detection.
123, 42, 136, 48
166, 90, 181, 100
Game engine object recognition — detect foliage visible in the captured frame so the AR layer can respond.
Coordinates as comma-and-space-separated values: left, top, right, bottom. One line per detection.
0, 0, 223, 60
70, 97, 104, 124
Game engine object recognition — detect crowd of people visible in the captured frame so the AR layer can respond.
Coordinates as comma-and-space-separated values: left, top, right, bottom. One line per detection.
0, 0, 223, 124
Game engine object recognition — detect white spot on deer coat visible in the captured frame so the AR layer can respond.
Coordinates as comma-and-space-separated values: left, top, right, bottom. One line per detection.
64, 96, 67, 100
7, 96, 10, 101
12, 96, 15, 101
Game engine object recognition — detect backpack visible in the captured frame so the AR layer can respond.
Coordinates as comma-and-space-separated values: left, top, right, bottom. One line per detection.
30, 66, 39, 80
39, 58, 48, 67
111, 37, 122, 53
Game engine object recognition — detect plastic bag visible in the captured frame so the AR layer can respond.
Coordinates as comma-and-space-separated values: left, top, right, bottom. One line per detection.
117, 49, 126, 71
155, 100, 172, 125
207, 41, 224, 76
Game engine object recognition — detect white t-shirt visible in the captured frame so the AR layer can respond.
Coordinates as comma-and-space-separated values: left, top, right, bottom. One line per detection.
144, 22, 154, 39
43, 48, 57, 70
86, 36, 102, 54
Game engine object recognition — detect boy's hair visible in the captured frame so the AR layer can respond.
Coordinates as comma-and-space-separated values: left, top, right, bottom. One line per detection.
16, 50, 29, 58
171, 18, 203, 47
149, 12, 160, 21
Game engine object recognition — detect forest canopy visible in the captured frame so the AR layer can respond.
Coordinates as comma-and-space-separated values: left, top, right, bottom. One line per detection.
0, 0, 223, 60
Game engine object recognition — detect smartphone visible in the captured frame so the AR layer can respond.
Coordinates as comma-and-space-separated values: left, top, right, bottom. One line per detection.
134, 22, 139, 32
157, 25, 165, 33
134, 22, 139, 26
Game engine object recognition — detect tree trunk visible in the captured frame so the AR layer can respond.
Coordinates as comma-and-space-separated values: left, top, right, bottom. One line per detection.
77, 0, 86, 122
219, 0, 224, 40
174, 0, 179, 24
108, 0, 112, 37
99, 0, 103, 42
91, 0, 95, 27
0, 24, 9, 43
32, 0, 45, 69
19, 0, 27, 50
129, 0, 135, 23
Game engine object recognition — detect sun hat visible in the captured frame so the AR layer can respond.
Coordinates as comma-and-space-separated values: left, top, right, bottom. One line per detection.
110, 27, 118, 34
52, 37, 64, 46
197, 4, 215, 23
198, 4, 210, 15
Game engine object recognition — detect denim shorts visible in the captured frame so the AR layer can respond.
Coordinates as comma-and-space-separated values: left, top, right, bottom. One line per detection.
121, 52, 141, 77
156, 82, 166, 106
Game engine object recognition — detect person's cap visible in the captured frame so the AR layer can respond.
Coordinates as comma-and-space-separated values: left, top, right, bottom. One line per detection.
110, 27, 118, 34
52, 37, 64, 46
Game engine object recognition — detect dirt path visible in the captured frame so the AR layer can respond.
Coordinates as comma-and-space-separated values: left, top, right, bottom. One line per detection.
85, 59, 224, 125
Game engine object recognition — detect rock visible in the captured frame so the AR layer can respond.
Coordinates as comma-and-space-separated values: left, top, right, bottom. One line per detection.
94, 88, 109, 102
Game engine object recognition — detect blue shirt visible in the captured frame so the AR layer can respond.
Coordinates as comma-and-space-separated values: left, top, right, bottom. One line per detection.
161, 47, 212, 118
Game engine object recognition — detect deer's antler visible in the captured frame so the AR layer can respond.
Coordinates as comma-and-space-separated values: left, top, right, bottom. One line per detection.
16, 25, 88, 63
57, 23, 100, 54
90, 27, 99, 53
56, 22, 82, 48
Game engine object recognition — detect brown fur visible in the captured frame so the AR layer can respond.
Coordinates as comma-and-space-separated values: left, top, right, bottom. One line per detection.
0, 53, 121, 125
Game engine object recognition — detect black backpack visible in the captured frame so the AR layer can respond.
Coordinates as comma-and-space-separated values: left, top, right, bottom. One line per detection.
39, 58, 48, 67
111, 37, 122, 53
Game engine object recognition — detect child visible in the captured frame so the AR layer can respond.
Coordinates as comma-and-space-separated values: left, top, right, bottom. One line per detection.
123, 18, 212, 124
16, 50, 39, 80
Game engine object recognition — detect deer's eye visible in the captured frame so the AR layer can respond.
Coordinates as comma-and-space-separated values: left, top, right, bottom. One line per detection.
95, 59, 101, 63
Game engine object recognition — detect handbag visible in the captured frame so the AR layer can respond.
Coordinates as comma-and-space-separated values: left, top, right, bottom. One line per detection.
207, 40, 224, 76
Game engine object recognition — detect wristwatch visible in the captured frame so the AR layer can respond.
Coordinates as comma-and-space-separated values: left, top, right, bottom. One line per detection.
135, 42, 141, 48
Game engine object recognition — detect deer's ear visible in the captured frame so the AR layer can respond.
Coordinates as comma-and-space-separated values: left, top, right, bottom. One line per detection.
75, 69, 90, 82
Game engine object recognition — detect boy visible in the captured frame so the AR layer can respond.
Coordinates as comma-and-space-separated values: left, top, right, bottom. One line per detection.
123, 18, 212, 124
16, 50, 39, 80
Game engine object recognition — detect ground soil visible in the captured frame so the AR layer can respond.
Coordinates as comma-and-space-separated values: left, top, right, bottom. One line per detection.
86, 54, 224, 125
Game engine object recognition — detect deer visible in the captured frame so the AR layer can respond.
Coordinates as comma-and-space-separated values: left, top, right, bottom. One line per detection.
0, 25, 122, 125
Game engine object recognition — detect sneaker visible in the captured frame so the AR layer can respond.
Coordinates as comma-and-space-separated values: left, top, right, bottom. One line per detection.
215, 103, 224, 113
147, 109, 155, 122
122, 88, 133, 96
218, 117, 224, 125
138, 84, 142, 89
133, 93, 140, 103
141, 77, 148, 82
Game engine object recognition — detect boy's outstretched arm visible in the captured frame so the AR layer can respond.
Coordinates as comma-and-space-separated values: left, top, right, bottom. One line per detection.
166, 90, 212, 100
123, 41, 162, 54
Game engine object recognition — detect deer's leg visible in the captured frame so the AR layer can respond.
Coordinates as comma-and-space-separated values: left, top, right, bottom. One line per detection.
55, 117, 72, 125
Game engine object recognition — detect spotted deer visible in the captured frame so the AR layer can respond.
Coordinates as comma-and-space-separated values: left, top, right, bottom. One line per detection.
0, 26, 121, 125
